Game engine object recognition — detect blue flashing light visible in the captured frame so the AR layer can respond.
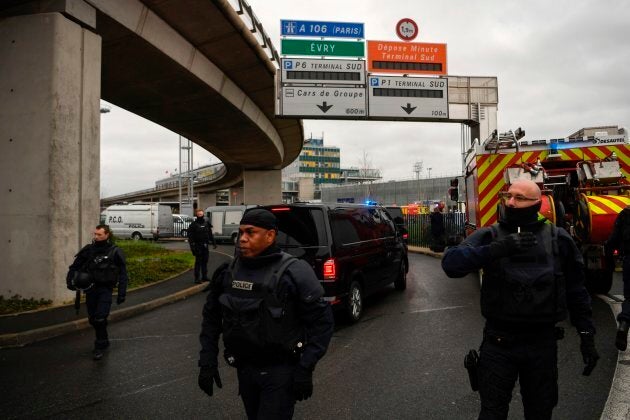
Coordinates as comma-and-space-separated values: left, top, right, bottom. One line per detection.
365, 200, 377, 206
550, 143, 559, 154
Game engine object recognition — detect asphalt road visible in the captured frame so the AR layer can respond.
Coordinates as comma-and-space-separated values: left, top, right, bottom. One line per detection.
0, 252, 619, 419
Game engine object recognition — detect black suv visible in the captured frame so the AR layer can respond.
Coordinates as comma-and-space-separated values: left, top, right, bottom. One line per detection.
264, 203, 408, 322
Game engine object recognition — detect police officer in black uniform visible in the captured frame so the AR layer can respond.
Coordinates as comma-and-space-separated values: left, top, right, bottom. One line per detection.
606, 205, 630, 350
442, 179, 598, 420
67, 224, 128, 360
198, 209, 334, 419
188, 208, 217, 284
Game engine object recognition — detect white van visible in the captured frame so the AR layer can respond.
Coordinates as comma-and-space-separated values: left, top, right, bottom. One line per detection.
204, 205, 255, 244
102, 203, 174, 240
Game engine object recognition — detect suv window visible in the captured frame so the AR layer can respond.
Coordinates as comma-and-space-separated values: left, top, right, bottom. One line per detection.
331, 207, 377, 245
274, 207, 326, 248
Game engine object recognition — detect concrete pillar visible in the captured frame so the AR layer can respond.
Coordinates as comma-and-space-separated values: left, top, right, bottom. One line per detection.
197, 192, 216, 210
243, 170, 282, 205
298, 178, 315, 201
0, 12, 101, 304
229, 187, 245, 206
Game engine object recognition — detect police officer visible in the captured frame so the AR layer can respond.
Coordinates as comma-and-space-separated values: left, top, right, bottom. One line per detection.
198, 208, 334, 419
67, 224, 128, 361
188, 208, 217, 284
442, 179, 598, 420
606, 205, 630, 350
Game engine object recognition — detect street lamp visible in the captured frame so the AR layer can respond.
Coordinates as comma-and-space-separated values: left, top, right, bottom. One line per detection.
427, 167, 432, 178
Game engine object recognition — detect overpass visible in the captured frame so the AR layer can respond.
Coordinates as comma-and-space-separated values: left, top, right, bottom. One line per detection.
99, 162, 242, 208
0, 0, 303, 303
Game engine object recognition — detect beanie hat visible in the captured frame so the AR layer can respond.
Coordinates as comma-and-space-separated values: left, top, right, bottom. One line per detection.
240, 208, 278, 230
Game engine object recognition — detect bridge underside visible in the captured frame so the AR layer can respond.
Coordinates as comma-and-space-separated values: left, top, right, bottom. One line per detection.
0, 0, 302, 304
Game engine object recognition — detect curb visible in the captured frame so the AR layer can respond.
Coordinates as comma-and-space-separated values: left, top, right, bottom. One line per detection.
408, 246, 443, 259
0, 283, 206, 349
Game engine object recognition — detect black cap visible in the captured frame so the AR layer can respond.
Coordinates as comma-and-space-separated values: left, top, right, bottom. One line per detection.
240, 208, 277, 230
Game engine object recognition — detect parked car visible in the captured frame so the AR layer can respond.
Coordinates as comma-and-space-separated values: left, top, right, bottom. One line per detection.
102, 203, 174, 240
204, 205, 256, 244
384, 206, 408, 245
173, 214, 194, 238
262, 203, 408, 322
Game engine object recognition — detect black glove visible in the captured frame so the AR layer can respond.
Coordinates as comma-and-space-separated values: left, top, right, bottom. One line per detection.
489, 232, 537, 258
293, 365, 313, 401
198, 366, 222, 396
579, 332, 599, 376
117, 295, 125, 305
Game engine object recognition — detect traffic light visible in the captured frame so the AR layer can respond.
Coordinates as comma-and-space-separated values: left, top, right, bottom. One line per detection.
449, 178, 459, 202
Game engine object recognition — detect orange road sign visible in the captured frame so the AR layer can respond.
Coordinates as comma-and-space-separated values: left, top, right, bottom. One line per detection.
367, 40, 447, 75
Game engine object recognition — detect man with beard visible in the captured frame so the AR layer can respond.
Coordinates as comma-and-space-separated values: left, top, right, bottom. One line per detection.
188, 208, 217, 284
441, 179, 598, 420
197, 208, 334, 419
67, 224, 128, 360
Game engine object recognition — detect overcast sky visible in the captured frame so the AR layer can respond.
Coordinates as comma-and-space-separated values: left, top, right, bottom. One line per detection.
100, 0, 630, 197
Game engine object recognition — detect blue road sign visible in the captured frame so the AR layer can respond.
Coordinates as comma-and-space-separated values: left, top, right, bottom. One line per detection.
370, 77, 379, 86
281, 19, 364, 39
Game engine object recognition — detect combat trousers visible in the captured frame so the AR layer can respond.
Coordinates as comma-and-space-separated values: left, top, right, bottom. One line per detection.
478, 327, 558, 420
237, 363, 296, 420
194, 247, 209, 281
86, 286, 113, 349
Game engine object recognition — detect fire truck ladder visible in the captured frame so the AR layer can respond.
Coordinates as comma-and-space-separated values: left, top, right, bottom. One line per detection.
483, 128, 525, 153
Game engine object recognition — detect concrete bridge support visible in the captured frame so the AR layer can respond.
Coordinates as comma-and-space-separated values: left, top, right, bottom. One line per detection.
197, 192, 217, 210
243, 170, 282, 205
229, 187, 244, 206
0, 11, 101, 304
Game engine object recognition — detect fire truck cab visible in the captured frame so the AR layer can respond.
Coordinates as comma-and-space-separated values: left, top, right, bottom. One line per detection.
462, 126, 629, 294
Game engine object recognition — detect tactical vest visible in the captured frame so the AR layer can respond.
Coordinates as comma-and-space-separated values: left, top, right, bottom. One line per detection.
218, 253, 303, 362
481, 223, 567, 324
87, 246, 120, 287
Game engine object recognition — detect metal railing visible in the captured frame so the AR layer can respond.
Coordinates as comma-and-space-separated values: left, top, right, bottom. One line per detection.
173, 220, 192, 238
404, 212, 466, 248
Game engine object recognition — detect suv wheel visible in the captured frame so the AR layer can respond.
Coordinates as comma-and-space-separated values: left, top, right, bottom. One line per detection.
345, 281, 363, 323
180, 229, 187, 238
132, 232, 142, 241
394, 260, 407, 291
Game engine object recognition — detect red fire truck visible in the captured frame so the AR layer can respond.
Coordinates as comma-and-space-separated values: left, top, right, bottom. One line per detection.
462, 126, 629, 293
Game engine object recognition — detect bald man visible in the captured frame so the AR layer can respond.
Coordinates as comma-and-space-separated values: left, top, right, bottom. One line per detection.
442, 179, 598, 420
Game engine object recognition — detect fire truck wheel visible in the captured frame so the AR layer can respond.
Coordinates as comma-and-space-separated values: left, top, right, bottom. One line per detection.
585, 269, 613, 295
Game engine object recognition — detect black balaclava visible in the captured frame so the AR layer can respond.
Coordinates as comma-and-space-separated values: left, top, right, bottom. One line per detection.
94, 237, 110, 248
502, 200, 542, 227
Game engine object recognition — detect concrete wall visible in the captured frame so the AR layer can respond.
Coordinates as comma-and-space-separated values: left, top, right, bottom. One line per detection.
243, 170, 281, 205
197, 192, 216, 210
0, 13, 101, 303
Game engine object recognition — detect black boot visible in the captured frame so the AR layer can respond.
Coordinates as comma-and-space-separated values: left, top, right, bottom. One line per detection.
616, 320, 629, 351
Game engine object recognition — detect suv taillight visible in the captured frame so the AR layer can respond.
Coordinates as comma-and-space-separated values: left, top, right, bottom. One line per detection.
402, 233, 408, 240
323, 258, 336, 280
